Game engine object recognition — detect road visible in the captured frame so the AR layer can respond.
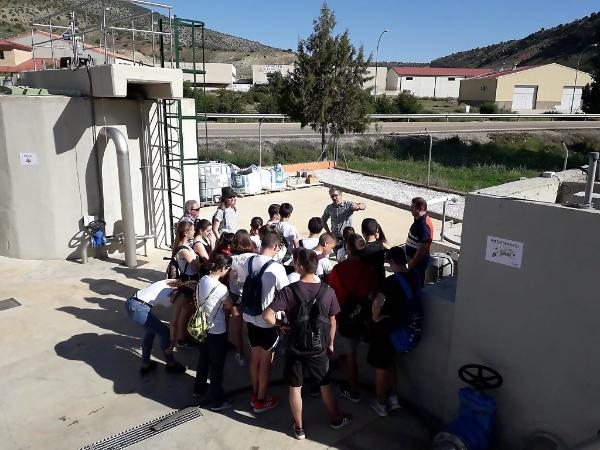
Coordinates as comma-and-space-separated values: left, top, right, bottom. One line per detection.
198, 120, 600, 138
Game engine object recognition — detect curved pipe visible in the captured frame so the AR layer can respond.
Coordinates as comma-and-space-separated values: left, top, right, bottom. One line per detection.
99, 127, 137, 268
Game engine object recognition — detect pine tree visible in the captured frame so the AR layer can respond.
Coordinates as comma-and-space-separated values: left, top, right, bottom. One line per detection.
275, 3, 371, 159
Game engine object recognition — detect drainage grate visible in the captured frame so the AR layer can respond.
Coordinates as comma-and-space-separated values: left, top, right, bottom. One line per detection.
80, 406, 203, 450
0, 298, 21, 312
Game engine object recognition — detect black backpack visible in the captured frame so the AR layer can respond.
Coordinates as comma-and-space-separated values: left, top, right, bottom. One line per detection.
336, 274, 370, 338
288, 282, 330, 356
241, 256, 275, 316
165, 245, 190, 279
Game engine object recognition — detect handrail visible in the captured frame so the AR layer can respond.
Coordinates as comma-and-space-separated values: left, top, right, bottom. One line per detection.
199, 112, 600, 121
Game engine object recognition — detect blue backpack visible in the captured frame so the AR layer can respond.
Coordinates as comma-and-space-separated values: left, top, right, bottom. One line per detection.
241, 256, 275, 316
389, 271, 423, 353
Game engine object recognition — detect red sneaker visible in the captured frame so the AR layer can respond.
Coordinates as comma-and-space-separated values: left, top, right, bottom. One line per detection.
253, 395, 280, 413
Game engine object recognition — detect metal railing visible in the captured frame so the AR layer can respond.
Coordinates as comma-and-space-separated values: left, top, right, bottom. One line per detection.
199, 112, 600, 122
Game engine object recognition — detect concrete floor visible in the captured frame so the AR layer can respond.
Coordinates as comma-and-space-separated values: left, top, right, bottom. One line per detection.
0, 187, 439, 450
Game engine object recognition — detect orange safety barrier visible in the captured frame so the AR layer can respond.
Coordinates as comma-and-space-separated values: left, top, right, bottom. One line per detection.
281, 161, 336, 173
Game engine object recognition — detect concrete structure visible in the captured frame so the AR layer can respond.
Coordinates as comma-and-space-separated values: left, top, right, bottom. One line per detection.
386, 66, 492, 98
164, 62, 236, 90
252, 63, 294, 85
365, 66, 388, 95
0, 65, 186, 261
459, 63, 594, 112
19, 65, 183, 98
9, 31, 148, 67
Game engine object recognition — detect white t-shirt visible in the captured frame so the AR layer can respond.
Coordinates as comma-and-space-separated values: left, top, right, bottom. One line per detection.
240, 254, 289, 328
301, 237, 319, 250
288, 272, 320, 283
196, 275, 229, 335
176, 245, 198, 276
135, 280, 174, 308
250, 234, 261, 250
230, 252, 256, 296
277, 222, 299, 255
213, 207, 238, 233
314, 250, 333, 277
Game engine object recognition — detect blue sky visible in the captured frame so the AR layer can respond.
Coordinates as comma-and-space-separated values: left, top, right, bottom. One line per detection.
165, 1, 599, 62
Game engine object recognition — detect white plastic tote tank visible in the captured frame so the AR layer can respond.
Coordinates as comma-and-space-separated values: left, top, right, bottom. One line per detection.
260, 164, 287, 190
231, 165, 262, 195
199, 161, 232, 204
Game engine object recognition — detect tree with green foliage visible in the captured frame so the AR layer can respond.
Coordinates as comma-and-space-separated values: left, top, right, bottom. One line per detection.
274, 3, 371, 158
582, 42, 600, 113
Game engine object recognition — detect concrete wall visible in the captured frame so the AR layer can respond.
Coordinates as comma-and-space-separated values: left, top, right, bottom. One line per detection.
386, 73, 467, 98
445, 193, 600, 447
364, 67, 388, 95
476, 175, 560, 203
398, 75, 436, 97
0, 95, 151, 260
252, 64, 294, 85
165, 62, 236, 88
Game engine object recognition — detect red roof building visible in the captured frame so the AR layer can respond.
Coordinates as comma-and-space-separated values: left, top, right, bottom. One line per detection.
391, 66, 493, 77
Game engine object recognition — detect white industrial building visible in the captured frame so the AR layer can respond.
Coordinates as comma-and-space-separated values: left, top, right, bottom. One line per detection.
386, 66, 492, 98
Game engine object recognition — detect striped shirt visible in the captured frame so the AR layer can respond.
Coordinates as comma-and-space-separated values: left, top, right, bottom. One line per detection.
406, 214, 434, 259
322, 201, 355, 239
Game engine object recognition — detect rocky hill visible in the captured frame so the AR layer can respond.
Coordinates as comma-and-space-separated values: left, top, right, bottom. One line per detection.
0, 0, 294, 77
431, 12, 600, 72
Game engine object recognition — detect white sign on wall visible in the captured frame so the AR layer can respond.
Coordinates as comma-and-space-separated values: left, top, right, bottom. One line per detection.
485, 236, 524, 269
20, 152, 39, 166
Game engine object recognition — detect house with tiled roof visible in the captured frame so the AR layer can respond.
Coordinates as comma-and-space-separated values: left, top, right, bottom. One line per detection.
0, 40, 55, 73
385, 66, 493, 99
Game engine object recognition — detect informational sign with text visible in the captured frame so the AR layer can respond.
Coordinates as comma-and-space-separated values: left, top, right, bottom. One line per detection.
20, 153, 39, 166
485, 236, 524, 269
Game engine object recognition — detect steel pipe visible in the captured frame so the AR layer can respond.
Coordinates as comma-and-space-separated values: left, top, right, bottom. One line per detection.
99, 127, 138, 267
583, 152, 599, 206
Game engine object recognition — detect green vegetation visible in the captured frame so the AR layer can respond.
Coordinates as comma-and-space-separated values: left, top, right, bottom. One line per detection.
582, 31, 600, 113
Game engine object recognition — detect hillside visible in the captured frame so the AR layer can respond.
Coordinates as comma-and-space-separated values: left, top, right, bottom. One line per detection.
431, 12, 600, 72
0, 0, 295, 77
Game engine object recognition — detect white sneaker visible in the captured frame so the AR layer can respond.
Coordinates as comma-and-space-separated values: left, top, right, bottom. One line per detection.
370, 400, 388, 417
235, 352, 246, 367
387, 395, 402, 412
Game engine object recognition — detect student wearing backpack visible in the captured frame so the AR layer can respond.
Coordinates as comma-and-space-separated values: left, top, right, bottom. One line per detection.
263, 248, 351, 440
266, 203, 280, 226
124, 279, 188, 375
327, 234, 378, 402
369, 246, 422, 417
312, 233, 336, 280
276, 202, 299, 263
194, 253, 234, 411
300, 217, 324, 250
240, 231, 290, 413
212, 187, 238, 239
192, 219, 215, 266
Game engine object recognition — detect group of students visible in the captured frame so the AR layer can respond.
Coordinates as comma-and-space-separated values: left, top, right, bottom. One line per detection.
124, 186, 433, 440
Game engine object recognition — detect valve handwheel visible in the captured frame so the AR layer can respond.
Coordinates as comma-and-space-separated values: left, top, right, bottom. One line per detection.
458, 364, 503, 390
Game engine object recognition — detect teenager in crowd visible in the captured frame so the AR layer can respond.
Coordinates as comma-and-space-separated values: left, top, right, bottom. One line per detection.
266, 203, 280, 225
249, 217, 263, 251
229, 230, 256, 367
263, 248, 351, 439
213, 232, 234, 257
240, 231, 290, 413
313, 233, 337, 281
276, 202, 300, 263
360, 218, 388, 285
194, 253, 234, 411
213, 187, 238, 239
193, 219, 215, 268
336, 226, 355, 262
124, 279, 188, 375
327, 233, 378, 402
369, 246, 421, 416
300, 217, 324, 250
172, 221, 201, 348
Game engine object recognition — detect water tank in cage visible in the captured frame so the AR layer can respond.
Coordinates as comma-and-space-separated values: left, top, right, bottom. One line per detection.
199, 161, 232, 204
426, 252, 455, 284
232, 165, 262, 195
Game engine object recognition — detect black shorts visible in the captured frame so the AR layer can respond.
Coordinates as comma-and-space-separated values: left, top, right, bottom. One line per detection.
230, 292, 241, 307
247, 322, 279, 351
284, 351, 330, 388
367, 323, 395, 370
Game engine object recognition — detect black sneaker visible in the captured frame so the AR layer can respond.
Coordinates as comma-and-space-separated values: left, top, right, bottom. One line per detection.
139, 360, 157, 376
329, 413, 352, 430
177, 339, 199, 349
210, 400, 232, 411
165, 361, 186, 374
293, 423, 306, 440
339, 385, 361, 403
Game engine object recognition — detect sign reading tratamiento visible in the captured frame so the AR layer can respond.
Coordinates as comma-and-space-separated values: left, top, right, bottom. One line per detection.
485, 236, 524, 269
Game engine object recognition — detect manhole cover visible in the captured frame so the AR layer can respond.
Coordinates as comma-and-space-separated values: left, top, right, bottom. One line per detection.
80, 406, 203, 450
0, 298, 21, 312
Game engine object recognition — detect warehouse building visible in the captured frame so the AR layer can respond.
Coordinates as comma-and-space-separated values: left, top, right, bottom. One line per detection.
458, 63, 594, 112
385, 66, 492, 98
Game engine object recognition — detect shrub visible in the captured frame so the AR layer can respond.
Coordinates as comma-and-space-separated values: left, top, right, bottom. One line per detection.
393, 92, 423, 114
479, 102, 499, 114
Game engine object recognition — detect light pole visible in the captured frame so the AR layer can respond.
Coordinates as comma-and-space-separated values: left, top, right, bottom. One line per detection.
570, 43, 598, 113
374, 29, 389, 98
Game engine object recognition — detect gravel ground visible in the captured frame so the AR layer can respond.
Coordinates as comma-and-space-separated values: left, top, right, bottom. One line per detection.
314, 168, 465, 221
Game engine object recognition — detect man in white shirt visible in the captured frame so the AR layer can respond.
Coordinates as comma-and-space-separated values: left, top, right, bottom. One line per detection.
239, 231, 290, 413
